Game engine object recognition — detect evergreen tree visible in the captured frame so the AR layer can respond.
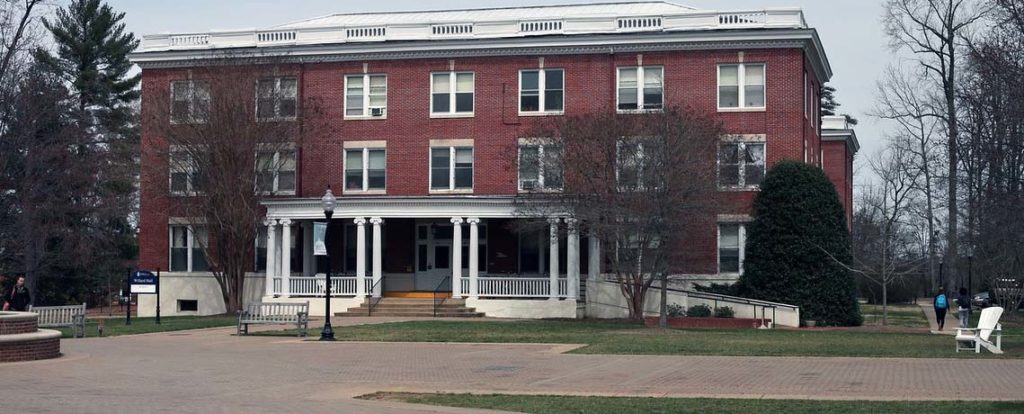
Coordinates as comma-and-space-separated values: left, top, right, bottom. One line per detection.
736, 161, 862, 326
820, 85, 859, 125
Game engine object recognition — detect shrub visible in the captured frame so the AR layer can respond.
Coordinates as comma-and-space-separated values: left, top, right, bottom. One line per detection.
734, 161, 863, 326
714, 306, 735, 318
667, 303, 685, 317
686, 304, 712, 317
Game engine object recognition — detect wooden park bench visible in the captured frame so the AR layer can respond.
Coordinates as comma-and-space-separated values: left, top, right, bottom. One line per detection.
28, 303, 87, 338
956, 306, 1004, 354
237, 301, 309, 337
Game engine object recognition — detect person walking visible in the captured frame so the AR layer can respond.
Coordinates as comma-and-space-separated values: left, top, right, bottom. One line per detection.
3, 276, 32, 311
933, 287, 949, 331
956, 287, 972, 329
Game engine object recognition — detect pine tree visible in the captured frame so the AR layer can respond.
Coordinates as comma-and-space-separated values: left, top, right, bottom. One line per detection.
736, 161, 862, 326
820, 85, 859, 125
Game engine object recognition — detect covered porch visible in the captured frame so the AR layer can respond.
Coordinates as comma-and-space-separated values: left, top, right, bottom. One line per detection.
260, 197, 599, 314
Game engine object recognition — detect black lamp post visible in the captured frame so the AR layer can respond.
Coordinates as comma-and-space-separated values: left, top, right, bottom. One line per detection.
319, 187, 337, 341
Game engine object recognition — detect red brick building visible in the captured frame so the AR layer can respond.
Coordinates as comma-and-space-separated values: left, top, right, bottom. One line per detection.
131, 2, 857, 319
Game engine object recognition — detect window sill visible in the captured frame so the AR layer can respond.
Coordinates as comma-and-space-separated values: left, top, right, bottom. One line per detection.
430, 113, 475, 119
257, 117, 298, 122
344, 115, 388, 121
518, 111, 564, 117
169, 119, 208, 125
258, 191, 297, 197
343, 189, 387, 195
617, 109, 664, 114
718, 107, 766, 113
717, 186, 761, 192
430, 189, 474, 195
518, 188, 563, 194
169, 191, 202, 197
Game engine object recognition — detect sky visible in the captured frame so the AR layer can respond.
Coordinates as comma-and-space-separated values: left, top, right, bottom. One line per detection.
105, 0, 896, 184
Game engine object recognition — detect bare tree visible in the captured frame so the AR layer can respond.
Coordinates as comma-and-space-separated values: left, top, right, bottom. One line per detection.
143, 60, 328, 313
874, 65, 944, 291
0, 0, 45, 87
883, 0, 989, 290
519, 107, 721, 323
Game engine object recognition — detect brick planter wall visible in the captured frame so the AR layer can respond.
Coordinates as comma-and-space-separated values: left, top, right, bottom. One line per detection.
644, 316, 771, 329
0, 335, 61, 362
0, 313, 38, 335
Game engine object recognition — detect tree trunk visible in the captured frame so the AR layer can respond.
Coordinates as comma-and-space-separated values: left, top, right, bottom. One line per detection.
882, 284, 888, 326
659, 273, 668, 329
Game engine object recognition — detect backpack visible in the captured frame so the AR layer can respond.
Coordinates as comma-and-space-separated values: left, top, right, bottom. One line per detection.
935, 294, 948, 309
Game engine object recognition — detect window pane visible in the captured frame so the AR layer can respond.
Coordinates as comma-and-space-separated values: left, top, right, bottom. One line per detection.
719, 224, 740, 273
418, 244, 428, 271
345, 170, 363, 190
434, 245, 450, 269
745, 64, 765, 86
193, 83, 210, 121
719, 86, 739, 108
719, 248, 740, 273
368, 150, 386, 189
521, 94, 539, 112
345, 150, 363, 190
618, 68, 638, 110
432, 94, 450, 113
172, 82, 190, 101
454, 148, 473, 188
432, 73, 450, 93
521, 71, 539, 91
519, 146, 540, 186
543, 145, 564, 188
719, 165, 739, 186
455, 73, 473, 92
172, 226, 188, 247
744, 143, 766, 186
545, 69, 564, 90
745, 85, 765, 108
619, 68, 638, 87
257, 97, 275, 118
171, 248, 188, 272
455, 93, 473, 113
720, 225, 740, 248
170, 173, 189, 193
368, 169, 386, 189
544, 90, 563, 112
520, 230, 540, 274
719, 66, 739, 85
279, 78, 298, 98
279, 151, 296, 171
431, 148, 450, 189
644, 67, 662, 86
278, 97, 297, 118
277, 172, 295, 191
368, 149, 385, 169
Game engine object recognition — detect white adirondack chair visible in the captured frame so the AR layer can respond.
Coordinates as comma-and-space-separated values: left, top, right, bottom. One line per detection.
955, 306, 1004, 354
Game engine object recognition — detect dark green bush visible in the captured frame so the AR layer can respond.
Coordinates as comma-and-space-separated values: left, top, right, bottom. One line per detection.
667, 303, 685, 317
686, 304, 712, 317
714, 306, 735, 318
735, 161, 862, 326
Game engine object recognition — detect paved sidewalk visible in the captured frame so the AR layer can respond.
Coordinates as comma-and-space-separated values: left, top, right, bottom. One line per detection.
1, 324, 1023, 413
919, 300, 964, 335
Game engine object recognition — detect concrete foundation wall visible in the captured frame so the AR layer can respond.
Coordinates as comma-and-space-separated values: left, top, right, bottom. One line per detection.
466, 298, 577, 319
137, 273, 265, 317
586, 279, 800, 327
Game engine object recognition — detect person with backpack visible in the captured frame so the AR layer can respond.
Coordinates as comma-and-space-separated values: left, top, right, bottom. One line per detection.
934, 287, 949, 331
956, 287, 972, 329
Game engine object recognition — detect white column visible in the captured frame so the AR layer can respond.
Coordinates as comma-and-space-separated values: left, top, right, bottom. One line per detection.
467, 217, 480, 299
451, 217, 463, 298
566, 218, 580, 300
280, 219, 292, 297
588, 231, 601, 281
302, 221, 314, 276
548, 218, 561, 300
264, 219, 277, 296
370, 217, 383, 298
354, 218, 367, 299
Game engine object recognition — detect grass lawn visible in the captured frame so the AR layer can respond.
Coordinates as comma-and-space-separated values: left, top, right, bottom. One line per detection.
860, 304, 930, 328
58, 315, 238, 338
363, 393, 1024, 414
257, 318, 1023, 358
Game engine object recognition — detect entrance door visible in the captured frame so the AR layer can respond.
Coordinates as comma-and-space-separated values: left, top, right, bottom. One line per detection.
415, 222, 453, 291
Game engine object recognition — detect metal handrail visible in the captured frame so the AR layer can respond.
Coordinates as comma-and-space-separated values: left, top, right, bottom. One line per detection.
433, 275, 452, 317
367, 278, 384, 316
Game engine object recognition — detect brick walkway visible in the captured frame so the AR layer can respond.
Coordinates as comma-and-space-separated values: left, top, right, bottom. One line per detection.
1, 324, 1022, 413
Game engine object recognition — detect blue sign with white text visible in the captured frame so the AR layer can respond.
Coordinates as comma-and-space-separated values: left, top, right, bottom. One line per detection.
131, 271, 158, 285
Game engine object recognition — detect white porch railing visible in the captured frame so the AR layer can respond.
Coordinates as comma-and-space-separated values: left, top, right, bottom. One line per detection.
476, 276, 570, 298
275, 275, 373, 297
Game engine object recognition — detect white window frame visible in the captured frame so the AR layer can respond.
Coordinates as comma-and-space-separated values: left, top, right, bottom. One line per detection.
518, 69, 565, 116
344, 74, 387, 119
256, 77, 298, 121
430, 71, 475, 118
717, 137, 767, 190
517, 141, 563, 192
170, 80, 210, 124
717, 223, 746, 275
255, 149, 296, 196
615, 139, 651, 190
717, 63, 766, 111
169, 224, 209, 273
343, 147, 387, 194
429, 145, 474, 193
616, 66, 664, 113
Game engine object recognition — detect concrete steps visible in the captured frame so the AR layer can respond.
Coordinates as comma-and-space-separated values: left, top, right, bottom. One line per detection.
338, 298, 484, 317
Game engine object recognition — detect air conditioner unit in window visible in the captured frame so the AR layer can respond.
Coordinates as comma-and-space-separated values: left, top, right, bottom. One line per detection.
370, 107, 385, 117
521, 180, 538, 190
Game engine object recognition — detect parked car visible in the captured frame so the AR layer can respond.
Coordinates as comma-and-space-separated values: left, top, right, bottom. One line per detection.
972, 291, 992, 309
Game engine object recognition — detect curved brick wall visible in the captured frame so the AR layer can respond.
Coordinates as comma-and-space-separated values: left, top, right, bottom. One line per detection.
0, 312, 38, 335
0, 312, 61, 363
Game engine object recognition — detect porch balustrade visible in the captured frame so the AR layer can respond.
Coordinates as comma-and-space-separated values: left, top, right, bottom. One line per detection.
274, 275, 373, 297
476, 276, 569, 298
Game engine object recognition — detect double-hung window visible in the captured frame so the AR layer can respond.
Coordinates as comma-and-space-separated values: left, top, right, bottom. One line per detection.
256, 149, 296, 195
170, 224, 209, 272
616, 139, 652, 190
345, 74, 387, 118
520, 69, 564, 114
718, 140, 765, 189
344, 147, 386, 192
169, 151, 203, 196
430, 146, 473, 191
518, 142, 563, 191
718, 64, 765, 109
257, 77, 298, 120
617, 66, 663, 111
431, 72, 474, 116
171, 80, 210, 123
718, 223, 746, 274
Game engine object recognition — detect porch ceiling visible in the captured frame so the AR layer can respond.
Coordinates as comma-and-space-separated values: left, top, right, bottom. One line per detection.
262, 196, 561, 220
